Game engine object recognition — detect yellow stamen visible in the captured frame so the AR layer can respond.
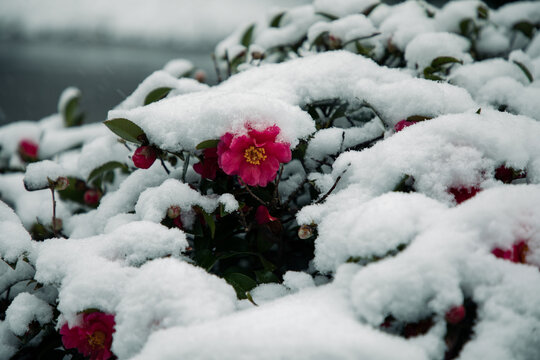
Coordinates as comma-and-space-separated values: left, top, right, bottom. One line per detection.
87, 331, 106, 350
244, 146, 267, 165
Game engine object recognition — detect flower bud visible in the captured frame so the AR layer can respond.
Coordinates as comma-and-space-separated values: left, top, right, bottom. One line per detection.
394, 120, 415, 132
132, 146, 158, 169
84, 189, 102, 205
18, 139, 39, 162
194, 70, 206, 83
445, 305, 466, 324
298, 224, 315, 239
54, 177, 70, 191
167, 205, 181, 219
251, 51, 264, 60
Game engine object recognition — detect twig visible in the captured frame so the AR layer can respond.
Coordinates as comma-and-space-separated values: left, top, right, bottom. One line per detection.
225, 50, 232, 78
159, 157, 170, 175
211, 53, 223, 84
273, 165, 284, 204
315, 175, 342, 204
49, 187, 57, 237
239, 179, 268, 206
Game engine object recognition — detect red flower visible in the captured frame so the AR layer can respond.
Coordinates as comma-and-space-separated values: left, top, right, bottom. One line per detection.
60, 312, 115, 360
445, 305, 466, 324
132, 146, 157, 169
173, 216, 184, 229
495, 165, 526, 184
449, 186, 480, 204
394, 120, 415, 132
492, 240, 529, 264
217, 125, 291, 187
18, 139, 39, 162
255, 205, 278, 225
84, 189, 102, 205
193, 147, 219, 180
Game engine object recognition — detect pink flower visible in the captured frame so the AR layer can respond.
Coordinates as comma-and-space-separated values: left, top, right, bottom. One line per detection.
132, 146, 157, 169
492, 240, 529, 264
60, 312, 115, 360
495, 165, 526, 184
445, 305, 466, 324
448, 186, 480, 204
255, 205, 278, 224
193, 147, 219, 180
217, 125, 291, 187
394, 120, 415, 132
84, 189, 101, 205
18, 139, 39, 161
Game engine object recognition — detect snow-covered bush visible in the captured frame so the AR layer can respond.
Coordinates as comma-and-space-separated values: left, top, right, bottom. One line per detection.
1, 1, 540, 359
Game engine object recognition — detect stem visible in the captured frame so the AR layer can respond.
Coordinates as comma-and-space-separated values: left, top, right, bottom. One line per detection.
315, 175, 342, 204
159, 157, 170, 175
50, 187, 57, 236
341, 32, 381, 47
225, 50, 232, 78
239, 179, 268, 206
211, 53, 223, 84
273, 165, 284, 205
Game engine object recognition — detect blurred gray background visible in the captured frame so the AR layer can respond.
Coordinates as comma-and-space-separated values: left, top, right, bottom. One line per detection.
0, 0, 518, 125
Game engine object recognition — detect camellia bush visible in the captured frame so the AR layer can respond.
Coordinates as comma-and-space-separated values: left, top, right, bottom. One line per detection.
1, 0, 540, 359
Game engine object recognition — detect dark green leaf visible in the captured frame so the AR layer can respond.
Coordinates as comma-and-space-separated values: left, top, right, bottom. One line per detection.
240, 24, 256, 48
406, 115, 432, 122
103, 118, 146, 144
362, 3, 380, 16
144, 87, 172, 106
255, 270, 279, 284
88, 161, 128, 182
202, 210, 216, 239
459, 18, 473, 36
431, 56, 463, 68
269, 12, 285, 27
310, 31, 329, 48
477, 5, 489, 20
476, 108, 481, 114
393, 174, 414, 193
63, 95, 84, 127
512, 21, 534, 39
513, 60, 533, 83
58, 177, 87, 204
315, 12, 338, 20
225, 272, 257, 299
196, 139, 220, 150
2, 258, 17, 270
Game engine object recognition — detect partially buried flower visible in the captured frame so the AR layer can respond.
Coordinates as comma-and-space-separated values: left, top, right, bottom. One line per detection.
193, 147, 219, 180
217, 125, 291, 187
394, 120, 415, 132
60, 312, 115, 360
492, 240, 529, 264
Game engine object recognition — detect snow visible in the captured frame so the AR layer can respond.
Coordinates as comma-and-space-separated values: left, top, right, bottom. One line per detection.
5, 293, 53, 336
23, 160, 68, 190
132, 284, 428, 360
404, 32, 472, 71
2, 0, 540, 359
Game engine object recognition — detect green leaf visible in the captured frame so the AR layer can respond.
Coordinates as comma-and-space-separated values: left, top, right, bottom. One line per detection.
225, 272, 257, 299
513, 60, 533, 83
310, 31, 329, 49
431, 56, 463, 68
406, 115, 432, 122
315, 12, 338, 20
57, 177, 86, 204
459, 18, 473, 36
103, 118, 146, 144
393, 174, 414, 193
144, 87, 172, 106
87, 161, 128, 182
362, 3, 380, 16
196, 139, 220, 150
2, 258, 17, 270
254, 270, 279, 284
512, 21, 534, 39
240, 24, 256, 48
202, 210, 216, 239
477, 5, 489, 20
269, 12, 285, 27
63, 95, 84, 127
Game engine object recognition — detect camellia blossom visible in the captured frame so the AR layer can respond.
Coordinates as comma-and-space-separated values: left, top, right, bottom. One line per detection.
492, 240, 529, 264
445, 305, 466, 324
394, 120, 415, 132
193, 147, 219, 180
217, 125, 291, 187
60, 312, 115, 360
18, 139, 39, 161
84, 189, 101, 205
448, 186, 480, 204
132, 146, 157, 169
